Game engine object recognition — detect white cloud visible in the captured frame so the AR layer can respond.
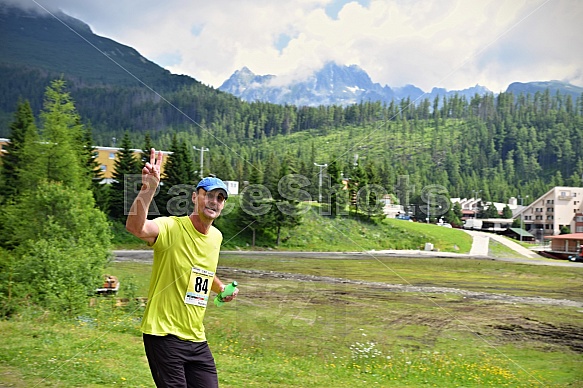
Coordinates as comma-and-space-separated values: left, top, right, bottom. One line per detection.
6, 0, 582, 91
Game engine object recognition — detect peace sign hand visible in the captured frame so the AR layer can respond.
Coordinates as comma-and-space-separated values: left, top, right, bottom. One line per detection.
142, 148, 164, 190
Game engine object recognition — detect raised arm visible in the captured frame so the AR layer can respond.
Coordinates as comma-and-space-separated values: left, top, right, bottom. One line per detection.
126, 148, 164, 244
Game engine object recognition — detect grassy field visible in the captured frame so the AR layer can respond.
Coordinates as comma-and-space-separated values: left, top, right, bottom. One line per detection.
1, 255, 582, 387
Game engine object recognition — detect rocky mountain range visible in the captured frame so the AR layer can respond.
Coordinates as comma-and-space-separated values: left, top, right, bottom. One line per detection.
219, 63, 583, 107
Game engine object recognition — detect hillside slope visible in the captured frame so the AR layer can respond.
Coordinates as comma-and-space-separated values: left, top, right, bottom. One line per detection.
0, 4, 231, 138
214, 206, 474, 253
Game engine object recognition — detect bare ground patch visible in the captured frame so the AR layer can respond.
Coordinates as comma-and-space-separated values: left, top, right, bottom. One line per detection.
220, 267, 583, 308
489, 317, 583, 353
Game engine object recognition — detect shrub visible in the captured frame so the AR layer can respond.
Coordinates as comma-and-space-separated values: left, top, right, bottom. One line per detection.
2, 182, 112, 317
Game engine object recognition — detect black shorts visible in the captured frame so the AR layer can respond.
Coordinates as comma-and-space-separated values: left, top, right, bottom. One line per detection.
143, 334, 218, 388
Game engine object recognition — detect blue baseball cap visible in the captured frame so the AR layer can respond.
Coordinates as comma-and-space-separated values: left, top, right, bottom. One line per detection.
196, 177, 229, 199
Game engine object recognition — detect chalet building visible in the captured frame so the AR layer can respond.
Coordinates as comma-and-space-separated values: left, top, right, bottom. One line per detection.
575, 213, 583, 233
381, 194, 405, 218
452, 197, 483, 220
516, 186, 583, 237
93, 145, 170, 181
0, 138, 171, 180
502, 227, 536, 242
0, 137, 8, 155
224, 180, 239, 196
544, 233, 583, 259
451, 196, 523, 221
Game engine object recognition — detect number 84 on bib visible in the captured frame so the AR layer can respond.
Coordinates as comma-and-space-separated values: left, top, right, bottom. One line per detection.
184, 267, 214, 307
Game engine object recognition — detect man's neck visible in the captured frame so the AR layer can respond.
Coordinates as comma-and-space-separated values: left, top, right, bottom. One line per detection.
190, 213, 213, 235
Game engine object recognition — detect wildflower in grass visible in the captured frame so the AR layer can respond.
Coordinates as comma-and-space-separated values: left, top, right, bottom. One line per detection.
349, 339, 384, 373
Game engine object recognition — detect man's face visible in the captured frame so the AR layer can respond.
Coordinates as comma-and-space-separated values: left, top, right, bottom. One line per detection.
193, 188, 226, 221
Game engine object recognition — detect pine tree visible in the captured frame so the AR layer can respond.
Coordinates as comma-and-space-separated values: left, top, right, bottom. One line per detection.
360, 161, 384, 219
326, 157, 345, 217
160, 136, 196, 216
82, 124, 103, 181
141, 132, 154, 165
82, 124, 109, 211
109, 133, 141, 220
270, 154, 306, 246
445, 202, 463, 227
0, 100, 39, 201
348, 162, 367, 217
217, 152, 237, 181
237, 160, 272, 247
40, 79, 87, 190
262, 151, 282, 196
484, 202, 500, 218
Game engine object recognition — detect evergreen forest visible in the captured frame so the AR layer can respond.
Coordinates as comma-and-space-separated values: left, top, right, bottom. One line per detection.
3, 76, 583, 209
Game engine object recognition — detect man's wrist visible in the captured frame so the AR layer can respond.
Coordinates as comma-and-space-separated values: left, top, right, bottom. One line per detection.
141, 183, 157, 192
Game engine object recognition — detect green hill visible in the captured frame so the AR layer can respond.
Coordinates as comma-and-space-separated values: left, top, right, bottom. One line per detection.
213, 204, 473, 253
114, 201, 472, 253
0, 4, 237, 138
0, 6, 170, 86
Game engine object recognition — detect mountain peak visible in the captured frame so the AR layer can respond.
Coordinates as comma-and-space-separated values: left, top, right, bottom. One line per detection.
220, 62, 385, 106
218, 62, 500, 106
237, 66, 254, 75
506, 80, 583, 99
0, 3, 93, 35
219, 66, 276, 98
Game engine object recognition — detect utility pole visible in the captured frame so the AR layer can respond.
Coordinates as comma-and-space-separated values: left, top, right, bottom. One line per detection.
193, 146, 209, 179
427, 193, 430, 223
518, 195, 529, 242
314, 163, 327, 203
472, 190, 482, 218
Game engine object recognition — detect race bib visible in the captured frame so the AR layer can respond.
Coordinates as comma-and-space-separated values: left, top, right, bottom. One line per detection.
184, 267, 215, 307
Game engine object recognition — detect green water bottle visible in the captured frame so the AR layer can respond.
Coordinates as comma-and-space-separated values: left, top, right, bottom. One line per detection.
214, 281, 238, 307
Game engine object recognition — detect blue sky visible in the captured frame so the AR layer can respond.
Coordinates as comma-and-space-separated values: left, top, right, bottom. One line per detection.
325, 0, 370, 19
5, 0, 583, 92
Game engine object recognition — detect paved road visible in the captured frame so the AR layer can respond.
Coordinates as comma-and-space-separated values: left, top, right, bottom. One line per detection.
464, 229, 542, 259
464, 230, 490, 257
